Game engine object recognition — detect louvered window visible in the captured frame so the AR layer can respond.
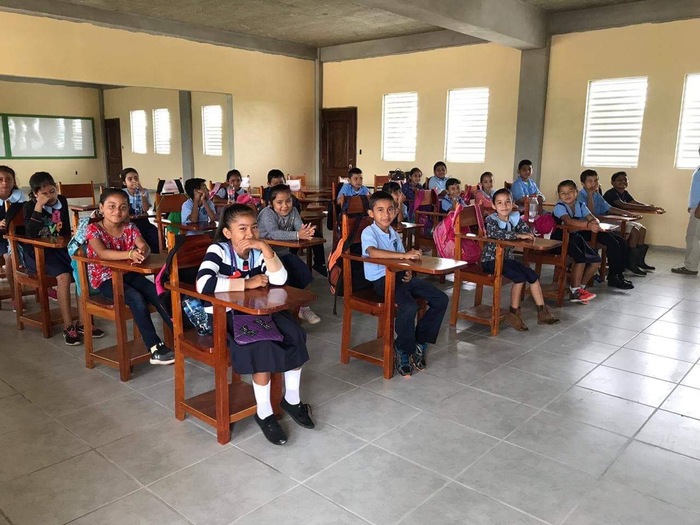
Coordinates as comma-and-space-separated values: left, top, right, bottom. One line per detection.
153, 108, 171, 155
202, 105, 223, 157
582, 77, 648, 168
382, 92, 418, 162
676, 74, 700, 169
130, 110, 147, 154
445, 87, 489, 163
71, 119, 83, 151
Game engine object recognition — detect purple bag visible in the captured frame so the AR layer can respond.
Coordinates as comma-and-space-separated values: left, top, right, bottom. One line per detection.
232, 315, 284, 345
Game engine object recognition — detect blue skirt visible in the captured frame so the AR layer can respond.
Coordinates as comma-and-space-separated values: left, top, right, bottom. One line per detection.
23, 245, 73, 278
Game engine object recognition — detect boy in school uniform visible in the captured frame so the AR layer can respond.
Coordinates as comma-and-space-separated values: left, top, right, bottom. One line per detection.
511, 159, 545, 206
361, 191, 449, 376
336, 167, 370, 204
263, 169, 301, 211
440, 178, 467, 212
182, 178, 217, 232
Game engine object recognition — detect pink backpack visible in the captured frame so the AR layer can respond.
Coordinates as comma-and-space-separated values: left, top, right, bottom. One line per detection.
433, 204, 481, 263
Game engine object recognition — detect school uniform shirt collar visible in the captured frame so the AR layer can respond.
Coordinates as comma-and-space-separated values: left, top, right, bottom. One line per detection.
370, 222, 400, 248
0, 188, 23, 206
43, 198, 62, 214
489, 211, 520, 230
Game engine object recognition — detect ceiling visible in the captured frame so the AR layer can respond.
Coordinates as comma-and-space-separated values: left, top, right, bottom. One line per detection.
523, 0, 641, 11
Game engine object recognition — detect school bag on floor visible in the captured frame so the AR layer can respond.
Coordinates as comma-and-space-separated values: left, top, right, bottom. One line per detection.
432, 204, 481, 263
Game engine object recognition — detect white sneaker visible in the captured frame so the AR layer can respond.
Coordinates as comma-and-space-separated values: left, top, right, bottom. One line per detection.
298, 308, 321, 325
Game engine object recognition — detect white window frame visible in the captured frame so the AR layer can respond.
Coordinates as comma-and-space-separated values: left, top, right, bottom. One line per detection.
581, 76, 648, 168
382, 92, 418, 162
202, 105, 223, 157
444, 87, 489, 163
130, 110, 148, 155
152, 108, 171, 155
676, 73, 700, 169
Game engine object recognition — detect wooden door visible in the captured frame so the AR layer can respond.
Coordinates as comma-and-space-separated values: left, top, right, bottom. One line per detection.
320, 107, 357, 189
104, 118, 123, 187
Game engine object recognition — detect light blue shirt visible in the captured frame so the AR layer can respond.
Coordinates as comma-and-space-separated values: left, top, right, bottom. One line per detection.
428, 176, 447, 193
338, 185, 370, 198
181, 198, 216, 226
511, 177, 542, 203
553, 200, 592, 220
440, 195, 466, 212
123, 188, 151, 214
577, 188, 611, 215
0, 188, 26, 207
361, 222, 404, 281
689, 166, 700, 210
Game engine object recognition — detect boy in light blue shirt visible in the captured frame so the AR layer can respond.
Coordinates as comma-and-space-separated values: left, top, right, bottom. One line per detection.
440, 178, 467, 212
182, 178, 217, 232
361, 191, 448, 377
428, 161, 448, 197
336, 167, 370, 204
511, 159, 544, 206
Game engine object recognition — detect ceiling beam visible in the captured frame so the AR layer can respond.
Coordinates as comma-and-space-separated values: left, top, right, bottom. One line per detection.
0, 0, 317, 60
320, 29, 484, 62
353, 0, 546, 49
549, 0, 700, 35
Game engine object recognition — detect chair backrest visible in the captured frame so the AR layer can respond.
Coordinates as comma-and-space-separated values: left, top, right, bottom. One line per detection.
167, 231, 215, 286
155, 193, 188, 215
156, 178, 185, 195
373, 175, 389, 190
504, 180, 513, 191
416, 188, 439, 209
343, 195, 370, 215
58, 181, 95, 205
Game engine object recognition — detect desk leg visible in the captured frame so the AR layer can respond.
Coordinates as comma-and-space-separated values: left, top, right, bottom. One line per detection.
382, 270, 396, 380
213, 305, 231, 444
112, 271, 131, 382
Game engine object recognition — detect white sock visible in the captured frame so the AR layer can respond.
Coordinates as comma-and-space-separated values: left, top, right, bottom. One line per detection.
570, 286, 580, 293
299, 306, 310, 314
253, 381, 273, 419
580, 284, 586, 290
284, 369, 302, 405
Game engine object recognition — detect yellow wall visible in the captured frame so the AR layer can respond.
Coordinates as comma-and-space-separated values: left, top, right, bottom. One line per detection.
0, 80, 103, 186
542, 19, 700, 247
0, 11, 316, 189
323, 44, 521, 187
191, 91, 233, 184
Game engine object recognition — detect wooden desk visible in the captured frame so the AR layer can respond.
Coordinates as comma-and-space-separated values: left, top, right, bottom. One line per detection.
597, 214, 642, 237
341, 254, 467, 379
178, 221, 218, 233
69, 204, 99, 230
72, 252, 168, 382
460, 232, 563, 252
266, 237, 326, 270
396, 222, 421, 250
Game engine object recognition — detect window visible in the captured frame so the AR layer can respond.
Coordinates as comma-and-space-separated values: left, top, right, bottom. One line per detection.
382, 92, 418, 162
445, 87, 489, 163
202, 105, 223, 156
130, 110, 147, 154
676, 74, 700, 169
581, 77, 648, 168
71, 119, 83, 151
153, 108, 171, 155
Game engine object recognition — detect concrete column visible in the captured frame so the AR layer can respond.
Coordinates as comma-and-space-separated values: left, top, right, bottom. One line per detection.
179, 90, 194, 180
97, 86, 109, 185
513, 43, 550, 183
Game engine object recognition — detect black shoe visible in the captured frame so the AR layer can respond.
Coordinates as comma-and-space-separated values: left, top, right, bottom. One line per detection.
255, 414, 288, 445
312, 264, 328, 277
394, 341, 413, 376
639, 244, 656, 271
76, 323, 106, 338
608, 274, 634, 290
626, 265, 646, 276
63, 324, 81, 346
281, 398, 315, 429
149, 342, 175, 365
413, 342, 427, 370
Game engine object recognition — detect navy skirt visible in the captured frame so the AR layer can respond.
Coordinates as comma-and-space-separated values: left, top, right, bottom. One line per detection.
279, 253, 313, 289
23, 245, 73, 278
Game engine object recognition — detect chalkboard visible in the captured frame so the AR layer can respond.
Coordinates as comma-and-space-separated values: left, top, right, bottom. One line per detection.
1, 114, 96, 159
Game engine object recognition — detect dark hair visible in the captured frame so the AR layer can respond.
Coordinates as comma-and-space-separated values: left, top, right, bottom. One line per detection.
557, 179, 578, 193
0, 165, 18, 190
433, 161, 446, 172
215, 204, 256, 242
118, 167, 138, 188
480, 171, 493, 183
28, 172, 56, 197
491, 188, 512, 204
518, 159, 532, 170
381, 181, 401, 194
611, 171, 627, 184
369, 190, 394, 210
580, 169, 598, 184
348, 167, 362, 177
267, 169, 285, 184
409, 167, 422, 177
445, 178, 461, 189
268, 184, 292, 203
185, 178, 206, 199
99, 187, 129, 205
226, 169, 242, 181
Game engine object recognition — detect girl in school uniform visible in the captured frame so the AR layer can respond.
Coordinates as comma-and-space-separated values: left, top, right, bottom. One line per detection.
475, 171, 496, 212
212, 169, 247, 205
85, 188, 174, 364
119, 167, 160, 253
0, 166, 26, 304
23, 172, 104, 345
197, 203, 314, 446
402, 167, 423, 220
257, 184, 322, 325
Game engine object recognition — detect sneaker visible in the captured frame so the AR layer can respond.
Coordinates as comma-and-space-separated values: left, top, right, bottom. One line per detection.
63, 324, 81, 346
48, 288, 58, 302
255, 414, 288, 445
76, 324, 105, 338
394, 341, 413, 376
413, 342, 427, 370
298, 308, 321, 325
281, 398, 315, 429
312, 264, 328, 277
149, 342, 175, 365
570, 288, 596, 303
672, 266, 698, 275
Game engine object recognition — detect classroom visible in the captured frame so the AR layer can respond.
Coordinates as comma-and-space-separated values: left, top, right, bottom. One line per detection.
0, 1, 700, 523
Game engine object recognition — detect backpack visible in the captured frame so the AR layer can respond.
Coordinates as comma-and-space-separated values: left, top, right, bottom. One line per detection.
412, 189, 436, 236
432, 204, 481, 263
68, 213, 101, 298
532, 213, 555, 236
209, 182, 224, 200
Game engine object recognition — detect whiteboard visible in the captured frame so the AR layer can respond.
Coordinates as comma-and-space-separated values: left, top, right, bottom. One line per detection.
4, 115, 96, 158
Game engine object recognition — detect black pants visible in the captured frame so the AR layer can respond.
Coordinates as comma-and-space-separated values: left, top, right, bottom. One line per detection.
579, 230, 627, 275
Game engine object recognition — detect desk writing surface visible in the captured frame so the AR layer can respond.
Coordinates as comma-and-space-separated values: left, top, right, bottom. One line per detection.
598, 214, 642, 222
69, 204, 99, 211
72, 252, 167, 274
178, 221, 218, 232
459, 233, 562, 252
360, 255, 467, 275
265, 237, 326, 249
6, 234, 70, 249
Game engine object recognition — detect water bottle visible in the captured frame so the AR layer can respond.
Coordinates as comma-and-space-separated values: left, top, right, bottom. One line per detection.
183, 297, 212, 336
227, 186, 236, 204
528, 195, 539, 221
133, 188, 142, 215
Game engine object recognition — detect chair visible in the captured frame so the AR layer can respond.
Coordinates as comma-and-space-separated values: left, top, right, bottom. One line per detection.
504, 181, 513, 191
521, 224, 575, 307
154, 193, 188, 251
166, 231, 283, 444
450, 205, 510, 336
373, 175, 390, 191
5, 209, 78, 337
333, 195, 369, 249
413, 189, 446, 257
58, 181, 96, 230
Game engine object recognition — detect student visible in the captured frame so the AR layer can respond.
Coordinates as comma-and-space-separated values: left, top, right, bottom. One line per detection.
511, 159, 545, 206
402, 167, 423, 220
182, 178, 217, 229
428, 161, 449, 197
258, 184, 322, 324
475, 171, 496, 212
0, 166, 25, 305
578, 169, 637, 283
197, 204, 314, 445
382, 181, 408, 223
22, 172, 104, 344
440, 178, 467, 212
552, 180, 602, 303
119, 167, 159, 253
604, 171, 662, 271
86, 189, 174, 365
213, 169, 246, 205
482, 189, 559, 330
336, 167, 370, 204
361, 191, 448, 376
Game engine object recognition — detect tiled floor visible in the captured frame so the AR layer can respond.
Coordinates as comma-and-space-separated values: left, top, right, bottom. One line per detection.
2, 247, 700, 524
